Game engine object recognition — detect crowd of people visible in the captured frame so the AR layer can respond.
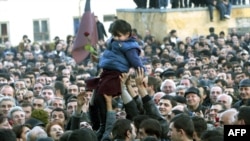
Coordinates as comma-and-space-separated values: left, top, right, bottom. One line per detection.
0, 14, 250, 141
133, 0, 248, 9
133, 0, 250, 22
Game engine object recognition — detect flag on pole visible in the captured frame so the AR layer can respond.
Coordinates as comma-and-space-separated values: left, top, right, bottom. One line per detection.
72, 0, 98, 64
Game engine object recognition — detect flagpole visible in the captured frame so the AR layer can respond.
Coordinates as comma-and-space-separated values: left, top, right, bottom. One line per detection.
79, 0, 83, 22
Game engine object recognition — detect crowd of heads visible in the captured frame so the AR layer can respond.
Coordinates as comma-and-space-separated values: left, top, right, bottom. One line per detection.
0, 25, 250, 141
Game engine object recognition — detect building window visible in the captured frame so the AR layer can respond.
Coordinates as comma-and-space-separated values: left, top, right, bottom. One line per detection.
103, 14, 116, 22
73, 17, 80, 35
33, 19, 50, 42
0, 22, 9, 44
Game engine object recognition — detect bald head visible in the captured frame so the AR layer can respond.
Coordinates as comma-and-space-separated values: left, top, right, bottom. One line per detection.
219, 108, 238, 126
153, 92, 165, 105
216, 93, 232, 109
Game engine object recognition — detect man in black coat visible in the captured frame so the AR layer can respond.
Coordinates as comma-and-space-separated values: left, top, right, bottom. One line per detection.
95, 16, 107, 41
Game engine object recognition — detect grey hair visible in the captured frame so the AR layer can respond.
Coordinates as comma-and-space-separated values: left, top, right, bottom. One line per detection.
49, 97, 65, 107
26, 126, 48, 141
160, 79, 176, 91
175, 85, 187, 91
8, 106, 25, 119
0, 96, 16, 106
217, 93, 233, 105
49, 97, 66, 110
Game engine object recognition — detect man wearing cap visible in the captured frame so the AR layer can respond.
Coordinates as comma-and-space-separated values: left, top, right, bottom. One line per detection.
233, 78, 250, 110
240, 50, 249, 63
4, 51, 14, 62
185, 87, 208, 116
160, 69, 176, 81
1, 41, 16, 58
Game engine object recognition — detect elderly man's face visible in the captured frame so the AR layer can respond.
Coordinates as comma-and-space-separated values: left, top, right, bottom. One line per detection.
12, 111, 25, 125
1, 87, 14, 97
162, 83, 175, 94
0, 100, 15, 116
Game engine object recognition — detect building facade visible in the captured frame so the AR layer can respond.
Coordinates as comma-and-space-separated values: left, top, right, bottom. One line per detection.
0, 0, 135, 46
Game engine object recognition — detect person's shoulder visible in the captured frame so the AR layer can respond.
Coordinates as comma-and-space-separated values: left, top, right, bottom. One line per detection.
120, 41, 140, 51
232, 100, 242, 108
124, 38, 139, 46
126, 36, 139, 42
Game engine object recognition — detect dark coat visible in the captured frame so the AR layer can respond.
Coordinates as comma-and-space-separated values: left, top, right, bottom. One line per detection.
96, 21, 107, 40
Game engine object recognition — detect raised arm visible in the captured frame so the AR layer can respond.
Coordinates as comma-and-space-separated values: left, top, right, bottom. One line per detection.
135, 67, 169, 140
120, 73, 140, 120
101, 94, 116, 141
69, 92, 90, 130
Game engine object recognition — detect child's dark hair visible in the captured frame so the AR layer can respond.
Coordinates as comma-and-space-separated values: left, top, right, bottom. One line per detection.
111, 19, 132, 37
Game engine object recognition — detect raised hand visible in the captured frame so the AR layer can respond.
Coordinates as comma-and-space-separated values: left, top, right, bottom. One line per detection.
135, 67, 148, 97
119, 73, 129, 86
135, 67, 147, 87
77, 92, 89, 113
77, 92, 87, 106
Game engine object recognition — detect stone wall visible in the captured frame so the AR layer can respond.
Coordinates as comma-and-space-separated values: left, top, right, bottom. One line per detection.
117, 6, 250, 42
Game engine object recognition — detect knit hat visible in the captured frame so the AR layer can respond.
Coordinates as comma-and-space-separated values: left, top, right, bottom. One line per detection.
184, 87, 200, 97
198, 79, 209, 88
239, 79, 250, 87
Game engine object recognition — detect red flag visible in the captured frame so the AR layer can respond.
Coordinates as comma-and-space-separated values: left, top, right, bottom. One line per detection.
72, 0, 98, 64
